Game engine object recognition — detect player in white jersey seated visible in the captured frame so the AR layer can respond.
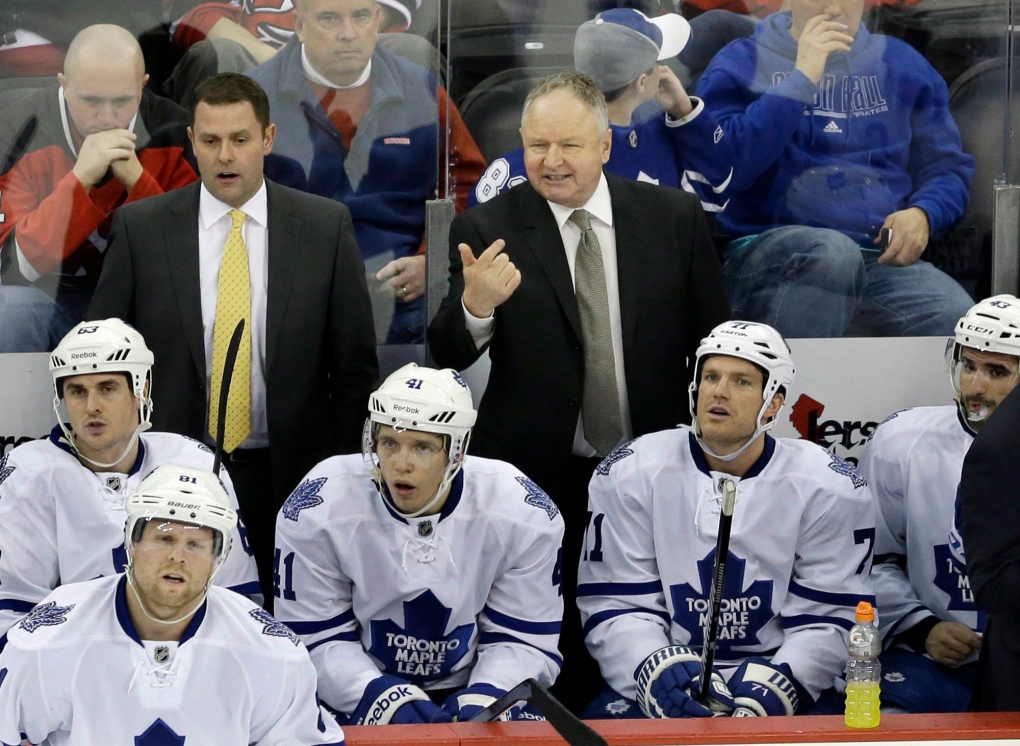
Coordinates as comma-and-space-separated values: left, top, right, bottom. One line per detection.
0, 464, 346, 745
858, 295, 1020, 713
273, 364, 565, 725
577, 320, 877, 719
0, 319, 261, 645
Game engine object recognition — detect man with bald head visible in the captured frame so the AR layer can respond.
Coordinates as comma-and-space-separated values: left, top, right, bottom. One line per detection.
0, 24, 196, 352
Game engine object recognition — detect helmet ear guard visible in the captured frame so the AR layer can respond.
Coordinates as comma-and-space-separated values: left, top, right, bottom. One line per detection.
363, 363, 477, 518
687, 321, 796, 461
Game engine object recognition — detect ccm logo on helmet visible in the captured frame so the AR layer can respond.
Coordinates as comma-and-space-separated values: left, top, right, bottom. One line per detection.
392, 404, 422, 415
69, 351, 98, 361
963, 323, 994, 334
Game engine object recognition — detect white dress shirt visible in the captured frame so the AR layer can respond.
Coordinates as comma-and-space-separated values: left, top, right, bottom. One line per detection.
198, 181, 269, 449
464, 173, 633, 456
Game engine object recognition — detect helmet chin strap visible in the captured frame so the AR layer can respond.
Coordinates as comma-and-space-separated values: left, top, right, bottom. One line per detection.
693, 398, 778, 464
71, 421, 152, 470
371, 457, 462, 520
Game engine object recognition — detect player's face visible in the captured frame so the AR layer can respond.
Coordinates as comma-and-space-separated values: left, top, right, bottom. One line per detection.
58, 54, 146, 136
957, 348, 1020, 427
520, 87, 611, 209
62, 373, 140, 463
295, 0, 380, 86
696, 356, 783, 455
790, 0, 864, 41
188, 100, 276, 209
375, 425, 449, 515
130, 520, 218, 617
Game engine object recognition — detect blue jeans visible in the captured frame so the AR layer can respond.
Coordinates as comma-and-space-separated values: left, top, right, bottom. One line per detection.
724, 226, 974, 338
0, 282, 92, 352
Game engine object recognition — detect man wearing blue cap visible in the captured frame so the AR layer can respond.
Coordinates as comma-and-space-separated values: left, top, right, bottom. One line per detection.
471, 8, 733, 215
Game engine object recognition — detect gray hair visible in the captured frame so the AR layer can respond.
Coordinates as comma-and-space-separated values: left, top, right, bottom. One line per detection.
521, 71, 610, 135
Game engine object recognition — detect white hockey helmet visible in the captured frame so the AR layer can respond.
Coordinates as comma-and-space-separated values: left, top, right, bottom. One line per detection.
50, 319, 154, 464
125, 465, 237, 570
950, 295, 1020, 426
688, 321, 796, 459
363, 363, 477, 518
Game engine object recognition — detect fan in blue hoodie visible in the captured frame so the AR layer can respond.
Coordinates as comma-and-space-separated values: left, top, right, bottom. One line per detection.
698, 0, 975, 338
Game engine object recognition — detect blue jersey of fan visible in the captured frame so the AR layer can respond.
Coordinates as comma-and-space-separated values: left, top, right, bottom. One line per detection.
578, 427, 877, 704
273, 454, 565, 716
470, 99, 732, 214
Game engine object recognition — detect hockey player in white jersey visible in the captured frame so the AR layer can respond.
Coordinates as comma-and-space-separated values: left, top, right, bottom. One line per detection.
274, 364, 564, 725
0, 464, 345, 745
578, 321, 876, 719
0, 319, 260, 644
858, 295, 1020, 712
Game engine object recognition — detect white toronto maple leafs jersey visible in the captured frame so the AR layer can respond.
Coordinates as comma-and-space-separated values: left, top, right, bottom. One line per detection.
273, 454, 565, 715
578, 428, 876, 702
0, 575, 345, 746
0, 428, 261, 638
858, 406, 983, 648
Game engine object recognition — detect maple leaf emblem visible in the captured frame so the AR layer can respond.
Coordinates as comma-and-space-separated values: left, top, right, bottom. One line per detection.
18, 601, 76, 633
516, 476, 558, 520
135, 718, 185, 746
596, 441, 635, 476
282, 477, 326, 522
670, 549, 774, 649
369, 590, 474, 685
826, 452, 867, 489
249, 608, 300, 646
0, 454, 14, 488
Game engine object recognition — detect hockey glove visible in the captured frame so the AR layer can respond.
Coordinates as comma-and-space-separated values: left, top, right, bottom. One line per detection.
635, 646, 734, 718
728, 658, 800, 717
352, 675, 452, 725
443, 683, 507, 721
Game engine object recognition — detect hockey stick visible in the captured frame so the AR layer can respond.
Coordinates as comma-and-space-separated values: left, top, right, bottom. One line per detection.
469, 678, 608, 746
211, 318, 246, 475
698, 478, 737, 705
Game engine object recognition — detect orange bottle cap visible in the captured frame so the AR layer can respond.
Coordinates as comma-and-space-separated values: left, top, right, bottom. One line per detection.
855, 601, 875, 622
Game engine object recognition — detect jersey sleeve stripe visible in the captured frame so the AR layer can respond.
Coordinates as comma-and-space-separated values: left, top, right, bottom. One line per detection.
883, 604, 934, 642
227, 581, 264, 600
576, 580, 663, 597
782, 614, 854, 631
0, 599, 35, 613
582, 607, 671, 637
483, 606, 561, 635
477, 631, 563, 666
306, 629, 360, 651
788, 581, 874, 608
282, 609, 356, 635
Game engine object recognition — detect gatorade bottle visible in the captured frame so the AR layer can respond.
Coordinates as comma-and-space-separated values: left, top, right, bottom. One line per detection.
844, 601, 881, 728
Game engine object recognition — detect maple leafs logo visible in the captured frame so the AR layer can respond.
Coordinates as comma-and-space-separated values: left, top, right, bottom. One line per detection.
932, 543, 982, 616
670, 549, 774, 649
18, 601, 76, 633
135, 718, 185, 746
827, 452, 867, 489
596, 441, 635, 476
516, 476, 558, 520
369, 590, 474, 685
282, 477, 326, 522
0, 454, 14, 488
249, 608, 300, 646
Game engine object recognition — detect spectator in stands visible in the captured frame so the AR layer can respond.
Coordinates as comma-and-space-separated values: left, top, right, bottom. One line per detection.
859, 295, 1020, 712
0, 23, 195, 353
471, 8, 733, 216
697, 0, 975, 338
247, 0, 485, 344
428, 71, 729, 713
165, 0, 419, 109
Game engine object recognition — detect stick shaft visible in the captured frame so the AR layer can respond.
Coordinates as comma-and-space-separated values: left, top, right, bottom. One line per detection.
699, 479, 736, 703
211, 318, 246, 475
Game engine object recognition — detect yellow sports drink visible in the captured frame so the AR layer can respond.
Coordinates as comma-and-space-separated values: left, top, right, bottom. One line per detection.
844, 601, 881, 729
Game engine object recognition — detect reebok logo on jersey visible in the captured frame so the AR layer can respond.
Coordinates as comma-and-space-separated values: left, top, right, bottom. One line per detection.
823, 120, 843, 134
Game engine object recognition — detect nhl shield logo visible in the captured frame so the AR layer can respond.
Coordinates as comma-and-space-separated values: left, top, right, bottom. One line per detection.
629, 130, 638, 148
154, 646, 170, 664
106, 476, 122, 491
418, 520, 433, 537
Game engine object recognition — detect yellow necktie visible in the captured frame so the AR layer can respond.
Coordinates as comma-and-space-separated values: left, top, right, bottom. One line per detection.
208, 209, 252, 452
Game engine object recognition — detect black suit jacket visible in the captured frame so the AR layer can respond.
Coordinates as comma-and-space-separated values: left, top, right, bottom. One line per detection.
961, 384, 1020, 710
427, 174, 730, 497
88, 179, 379, 502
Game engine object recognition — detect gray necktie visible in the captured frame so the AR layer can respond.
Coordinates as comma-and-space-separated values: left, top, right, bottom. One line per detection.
570, 209, 623, 457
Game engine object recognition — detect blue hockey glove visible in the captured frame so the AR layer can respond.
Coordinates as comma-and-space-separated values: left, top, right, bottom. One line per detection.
728, 658, 800, 717
635, 646, 734, 718
352, 675, 452, 725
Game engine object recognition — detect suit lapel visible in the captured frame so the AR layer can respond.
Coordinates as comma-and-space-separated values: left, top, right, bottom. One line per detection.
518, 186, 582, 341
607, 176, 642, 350
165, 184, 207, 384
265, 180, 301, 375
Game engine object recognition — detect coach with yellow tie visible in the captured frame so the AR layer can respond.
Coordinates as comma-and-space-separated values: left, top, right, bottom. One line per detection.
89, 73, 378, 602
